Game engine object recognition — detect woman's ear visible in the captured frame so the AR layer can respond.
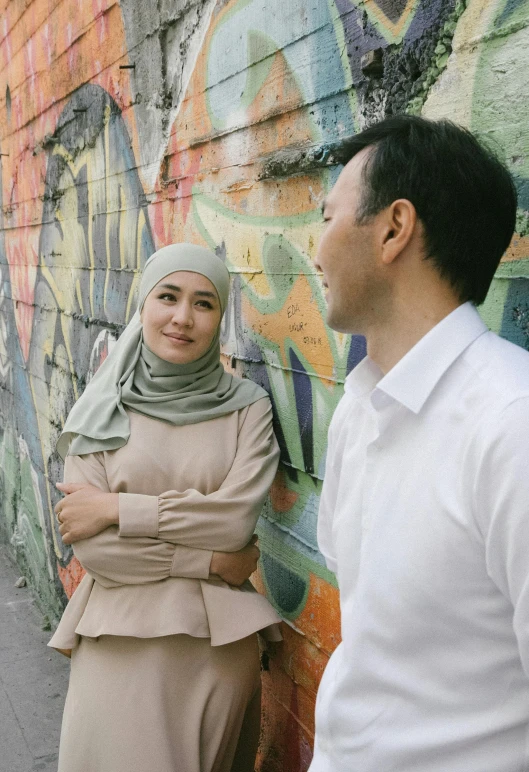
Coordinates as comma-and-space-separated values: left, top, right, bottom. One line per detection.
380, 199, 417, 266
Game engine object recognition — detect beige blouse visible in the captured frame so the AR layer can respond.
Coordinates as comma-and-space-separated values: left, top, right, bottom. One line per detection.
48, 398, 282, 650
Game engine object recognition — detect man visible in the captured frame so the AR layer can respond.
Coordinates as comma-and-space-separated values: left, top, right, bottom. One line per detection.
309, 115, 529, 772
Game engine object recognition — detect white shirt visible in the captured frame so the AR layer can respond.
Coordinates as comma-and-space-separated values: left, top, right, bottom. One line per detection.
310, 303, 529, 772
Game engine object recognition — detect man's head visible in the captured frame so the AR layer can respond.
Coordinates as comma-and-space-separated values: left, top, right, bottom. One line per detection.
316, 115, 517, 334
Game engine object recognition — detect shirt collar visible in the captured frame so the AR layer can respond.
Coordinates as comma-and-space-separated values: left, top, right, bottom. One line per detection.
344, 302, 488, 413
344, 355, 384, 398
375, 302, 487, 414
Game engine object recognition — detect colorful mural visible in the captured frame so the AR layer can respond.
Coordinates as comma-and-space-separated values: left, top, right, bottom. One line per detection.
1, 0, 528, 768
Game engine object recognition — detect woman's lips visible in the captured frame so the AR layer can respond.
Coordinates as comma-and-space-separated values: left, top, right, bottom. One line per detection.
163, 333, 193, 344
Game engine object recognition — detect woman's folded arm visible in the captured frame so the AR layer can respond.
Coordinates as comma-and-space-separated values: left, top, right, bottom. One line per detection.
73, 529, 213, 587
62, 398, 278, 584
118, 398, 280, 551
64, 452, 213, 585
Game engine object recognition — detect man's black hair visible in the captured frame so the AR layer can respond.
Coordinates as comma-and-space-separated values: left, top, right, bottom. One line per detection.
338, 115, 518, 305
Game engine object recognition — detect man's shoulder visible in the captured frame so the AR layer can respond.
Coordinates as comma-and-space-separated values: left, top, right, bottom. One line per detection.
462, 330, 529, 406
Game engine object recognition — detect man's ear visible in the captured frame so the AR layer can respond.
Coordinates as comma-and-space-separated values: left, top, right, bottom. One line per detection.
380, 199, 417, 266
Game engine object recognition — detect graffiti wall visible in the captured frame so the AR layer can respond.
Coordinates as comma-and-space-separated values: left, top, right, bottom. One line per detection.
1, 0, 528, 768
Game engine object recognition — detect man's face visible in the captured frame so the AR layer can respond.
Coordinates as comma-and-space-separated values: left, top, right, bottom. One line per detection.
316, 146, 390, 334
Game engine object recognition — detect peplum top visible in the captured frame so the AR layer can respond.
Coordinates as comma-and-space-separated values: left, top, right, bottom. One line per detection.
48, 398, 282, 650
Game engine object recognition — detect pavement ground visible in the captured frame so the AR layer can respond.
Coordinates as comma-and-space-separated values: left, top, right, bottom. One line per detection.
0, 544, 69, 772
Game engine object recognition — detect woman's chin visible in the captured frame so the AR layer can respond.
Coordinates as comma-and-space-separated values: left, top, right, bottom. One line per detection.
161, 350, 196, 365
146, 338, 196, 364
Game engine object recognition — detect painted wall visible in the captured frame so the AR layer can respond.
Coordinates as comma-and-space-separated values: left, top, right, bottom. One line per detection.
1, 0, 528, 768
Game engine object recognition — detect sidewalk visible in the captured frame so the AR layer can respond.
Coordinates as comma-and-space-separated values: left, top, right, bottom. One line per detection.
0, 544, 69, 772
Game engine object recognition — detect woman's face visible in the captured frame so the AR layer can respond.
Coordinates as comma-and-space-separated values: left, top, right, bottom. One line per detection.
141, 271, 222, 364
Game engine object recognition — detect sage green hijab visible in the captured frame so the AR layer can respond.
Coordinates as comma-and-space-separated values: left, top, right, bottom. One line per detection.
57, 243, 267, 459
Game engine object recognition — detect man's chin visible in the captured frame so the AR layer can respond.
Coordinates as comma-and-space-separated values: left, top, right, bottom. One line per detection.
326, 308, 355, 335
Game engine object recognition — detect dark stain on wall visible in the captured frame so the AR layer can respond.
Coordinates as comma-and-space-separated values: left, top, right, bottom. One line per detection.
28, 84, 154, 569
335, 0, 464, 123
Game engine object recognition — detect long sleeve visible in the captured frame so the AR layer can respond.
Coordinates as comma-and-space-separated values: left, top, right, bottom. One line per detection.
64, 453, 213, 586
474, 397, 529, 678
118, 398, 280, 551
73, 528, 212, 588
51, 404, 282, 650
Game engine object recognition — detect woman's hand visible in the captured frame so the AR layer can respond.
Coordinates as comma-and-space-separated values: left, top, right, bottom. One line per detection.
210, 536, 260, 586
55, 483, 119, 545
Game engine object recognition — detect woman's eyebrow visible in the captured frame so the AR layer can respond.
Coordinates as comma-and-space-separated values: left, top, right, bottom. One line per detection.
158, 283, 217, 300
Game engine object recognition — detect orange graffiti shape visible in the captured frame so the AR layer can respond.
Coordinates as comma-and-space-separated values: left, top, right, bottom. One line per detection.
57, 556, 85, 600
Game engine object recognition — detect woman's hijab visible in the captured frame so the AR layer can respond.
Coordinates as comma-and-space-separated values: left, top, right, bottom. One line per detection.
57, 243, 267, 459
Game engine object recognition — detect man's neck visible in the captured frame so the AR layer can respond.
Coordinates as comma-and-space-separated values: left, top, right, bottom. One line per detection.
366, 292, 463, 375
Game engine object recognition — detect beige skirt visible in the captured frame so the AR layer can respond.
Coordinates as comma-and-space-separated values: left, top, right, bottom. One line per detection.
58, 633, 261, 772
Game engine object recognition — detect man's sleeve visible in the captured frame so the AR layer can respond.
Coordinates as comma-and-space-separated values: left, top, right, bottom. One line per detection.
474, 396, 529, 677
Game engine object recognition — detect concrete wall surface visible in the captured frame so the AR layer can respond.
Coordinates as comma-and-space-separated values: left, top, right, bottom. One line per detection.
1, 0, 528, 768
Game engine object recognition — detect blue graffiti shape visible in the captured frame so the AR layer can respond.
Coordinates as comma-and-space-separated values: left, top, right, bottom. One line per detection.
373, 0, 410, 24
261, 552, 307, 615
497, 0, 526, 27
289, 348, 314, 476
347, 334, 367, 374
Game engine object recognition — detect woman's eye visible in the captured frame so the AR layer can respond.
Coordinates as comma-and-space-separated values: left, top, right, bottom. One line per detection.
196, 301, 213, 309
158, 293, 176, 302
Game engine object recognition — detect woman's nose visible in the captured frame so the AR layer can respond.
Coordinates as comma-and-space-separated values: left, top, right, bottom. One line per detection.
171, 302, 193, 327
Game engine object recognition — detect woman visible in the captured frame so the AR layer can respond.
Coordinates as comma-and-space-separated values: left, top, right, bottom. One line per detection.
49, 243, 282, 772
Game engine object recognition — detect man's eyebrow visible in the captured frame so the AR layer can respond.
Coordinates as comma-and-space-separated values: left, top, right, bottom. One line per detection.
158, 283, 217, 300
